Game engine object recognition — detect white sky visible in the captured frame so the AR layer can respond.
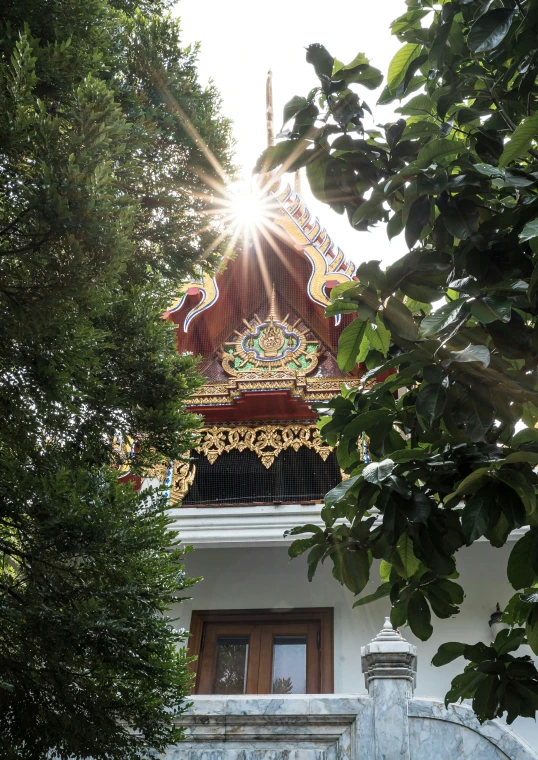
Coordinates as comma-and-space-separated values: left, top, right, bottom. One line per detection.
174, 0, 408, 266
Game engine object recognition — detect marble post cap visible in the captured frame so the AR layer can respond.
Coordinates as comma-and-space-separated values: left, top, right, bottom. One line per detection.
361, 616, 418, 691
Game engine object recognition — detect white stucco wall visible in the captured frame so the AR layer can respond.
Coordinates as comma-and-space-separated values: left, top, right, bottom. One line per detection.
173, 540, 538, 750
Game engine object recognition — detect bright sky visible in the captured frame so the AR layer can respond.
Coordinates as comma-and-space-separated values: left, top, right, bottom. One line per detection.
175, 0, 409, 267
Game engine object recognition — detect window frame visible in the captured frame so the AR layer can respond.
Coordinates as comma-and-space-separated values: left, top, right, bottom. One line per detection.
187, 608, 334, 695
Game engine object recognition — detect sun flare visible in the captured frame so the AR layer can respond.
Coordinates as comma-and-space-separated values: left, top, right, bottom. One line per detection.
226, 178, 275, 235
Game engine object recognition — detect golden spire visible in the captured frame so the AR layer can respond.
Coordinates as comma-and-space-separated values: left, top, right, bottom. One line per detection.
268, 283, 278, 323
266, 70, 274, 148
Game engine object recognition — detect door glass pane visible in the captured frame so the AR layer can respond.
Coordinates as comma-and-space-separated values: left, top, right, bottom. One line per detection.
212, 636, 249, 694
271, 635, 307, 694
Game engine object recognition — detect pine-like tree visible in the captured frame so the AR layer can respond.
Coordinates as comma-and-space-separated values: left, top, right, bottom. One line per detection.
0, 0, 233, 757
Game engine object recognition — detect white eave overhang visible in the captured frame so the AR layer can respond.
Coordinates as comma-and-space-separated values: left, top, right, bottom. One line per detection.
168, 504, 528, 550
168, 504, 324, 549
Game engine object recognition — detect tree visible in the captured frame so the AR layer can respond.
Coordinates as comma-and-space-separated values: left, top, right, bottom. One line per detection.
0, 0, 233, 756
257, 0, 538, 727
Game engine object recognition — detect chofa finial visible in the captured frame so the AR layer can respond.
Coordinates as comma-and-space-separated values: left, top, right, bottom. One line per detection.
266, 70, 274, 148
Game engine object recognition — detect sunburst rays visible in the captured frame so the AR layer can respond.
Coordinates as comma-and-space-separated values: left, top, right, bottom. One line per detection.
159, 78, 313, 307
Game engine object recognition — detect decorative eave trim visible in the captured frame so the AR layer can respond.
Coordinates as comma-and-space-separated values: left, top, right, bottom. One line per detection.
167, 272, 219, 333
195, 423, 333, 469
187, 376, 363, 407
165, 183, 354, 332
271, 184, 356, 325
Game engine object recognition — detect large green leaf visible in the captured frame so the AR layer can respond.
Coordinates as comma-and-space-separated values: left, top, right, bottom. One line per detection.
325, 300, 360, 317
306, 151, 330, 202
462, 491, 491, 545
337, 318, 367, 371
499, 111, 538, 169
467, 9, 516, 53
283, 96, 308, 125
396, 533, 421, 578
448, 344, 491, 368
453, 391, 495, 442
383, 297, 419, 341
457, 467, 491, 495
526, 606, 538, 655
405, 195, 431, 249
471, 297, 512, 325
362, 459, 395, 485
416, 138, 467, 165
505, 452, 538, 466
507, 532, 537, 589
511, 428, 538, 448
333, 52, 369, 74
353, 581, 392, 607
439, 197, 480, 240
324, 475, 361, 510
416, 382, 447, 427
473, 675, 500, 721
395, 94, 434, 117
495, 469, 536, 515
432, 642, 466, 667
390, 448, 429, 463
344, 409, 394, 439
519, 219, 538, 243
445, 670, 487, 707
305, 43, 334, 77
288, 536, 316, 558
343, 66, 383, 90
418, 298, 466, 339
337, 547, 370, 594
307, 544, 327, 581
387, 43, 423, 90
407, 591, 433, 640
254, 139, 310, 173
285, 524, 323, 536
494, 627, 527, 657
365, 315, 391, 355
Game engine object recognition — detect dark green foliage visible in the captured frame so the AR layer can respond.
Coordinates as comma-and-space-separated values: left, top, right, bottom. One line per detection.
262, 0, 538, 727
1, 466, 197, 757
0, 0, 233, 757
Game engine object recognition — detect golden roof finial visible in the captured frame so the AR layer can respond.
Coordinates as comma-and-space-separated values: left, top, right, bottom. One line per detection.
266, 70, 274, 148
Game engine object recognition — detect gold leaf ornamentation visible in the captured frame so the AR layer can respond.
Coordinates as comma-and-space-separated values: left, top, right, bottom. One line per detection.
186, 377, 365, 408
146, 459, 197, 506
218, 285, 321, 377
196, 424, 334, 469
170, 461, 196, 505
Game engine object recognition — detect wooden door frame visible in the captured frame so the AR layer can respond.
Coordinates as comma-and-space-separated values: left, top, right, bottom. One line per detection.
187, 608, 334, 694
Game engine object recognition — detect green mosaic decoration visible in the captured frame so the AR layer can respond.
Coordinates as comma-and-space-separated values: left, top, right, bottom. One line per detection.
219, 286, 321, 378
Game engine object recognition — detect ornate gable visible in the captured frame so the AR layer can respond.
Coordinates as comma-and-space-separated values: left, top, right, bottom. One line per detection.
186, 285, 361, 412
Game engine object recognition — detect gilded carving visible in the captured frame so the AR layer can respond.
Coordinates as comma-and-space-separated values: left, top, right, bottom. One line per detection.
169, 461, 196, 505
219, 286, 320, 378
196, 424, 333, 469
145, 459, 197, 505
187, 377, 364, 407
271, 184, 356, 325
167, 272, 219, 333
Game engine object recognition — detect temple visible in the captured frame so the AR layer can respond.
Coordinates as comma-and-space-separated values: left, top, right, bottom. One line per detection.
140, 77, 538, 755
162, 181, 363, 507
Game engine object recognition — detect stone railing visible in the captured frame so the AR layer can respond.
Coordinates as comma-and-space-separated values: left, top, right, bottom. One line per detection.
162, 619, 538, 760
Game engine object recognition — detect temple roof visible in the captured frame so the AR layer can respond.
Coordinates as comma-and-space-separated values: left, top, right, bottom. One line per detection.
165, 183, 362, 421
166, 184, 358, 358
